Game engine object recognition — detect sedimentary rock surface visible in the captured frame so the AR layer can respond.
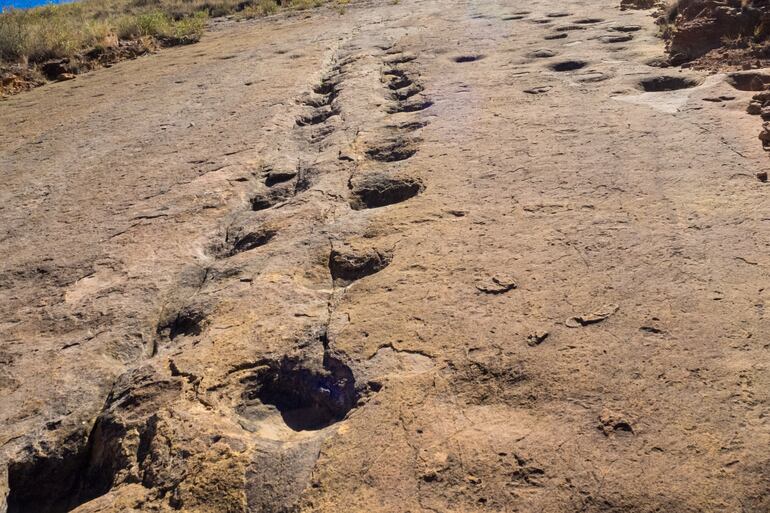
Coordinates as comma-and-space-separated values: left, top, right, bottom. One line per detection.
1, 1, 769, 512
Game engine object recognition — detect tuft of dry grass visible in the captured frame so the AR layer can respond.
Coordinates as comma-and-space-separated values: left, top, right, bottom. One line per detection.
0, 0, 213, 65
0, 4, 114, 63
238, 0, 328, 19
0, 0, 344, 67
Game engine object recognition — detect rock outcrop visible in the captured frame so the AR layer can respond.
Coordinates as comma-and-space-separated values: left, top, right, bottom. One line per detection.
664, 0, 770, 65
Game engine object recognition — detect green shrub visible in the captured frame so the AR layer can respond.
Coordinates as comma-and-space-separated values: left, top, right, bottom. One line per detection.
119, 10, 171, 38
239, 0, 279, 18
288, 0, 325, 10
0, 5, 114, 63
0, 10, 30, 62
172, 10, 206, 41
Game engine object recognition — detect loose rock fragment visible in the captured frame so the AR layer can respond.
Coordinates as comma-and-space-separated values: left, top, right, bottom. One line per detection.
759, 123, 770, 148
565, 304, 619, 327
475, 274, 518, 294
527, 331, 549, 347
598, 408, 634, 435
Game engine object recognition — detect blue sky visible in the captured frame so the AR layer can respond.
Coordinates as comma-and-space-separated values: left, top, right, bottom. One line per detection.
1, 0, 72, 10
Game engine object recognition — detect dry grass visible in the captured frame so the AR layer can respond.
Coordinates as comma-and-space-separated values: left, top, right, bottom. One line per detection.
0, 0, 338, 66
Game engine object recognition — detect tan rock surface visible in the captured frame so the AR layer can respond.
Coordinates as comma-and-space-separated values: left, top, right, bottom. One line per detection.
1, 1, 769, 512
